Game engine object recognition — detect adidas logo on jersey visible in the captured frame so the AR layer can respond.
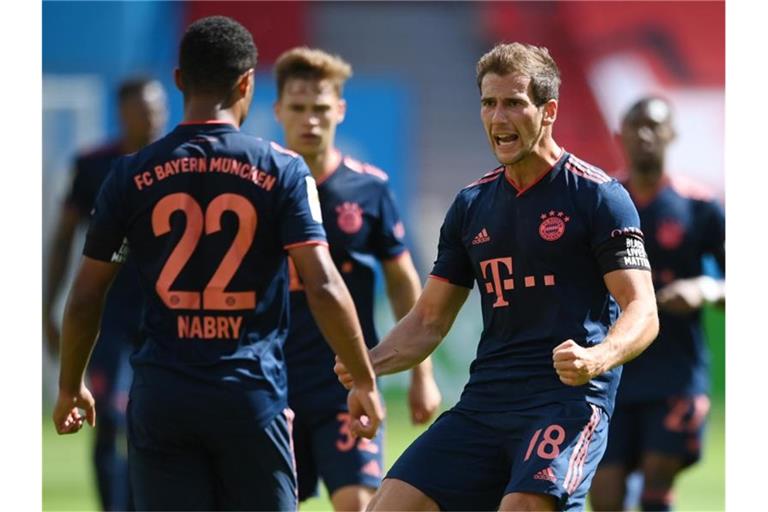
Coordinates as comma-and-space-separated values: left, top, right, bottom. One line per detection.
472, 228, 491, 245
533, 467, 557, 483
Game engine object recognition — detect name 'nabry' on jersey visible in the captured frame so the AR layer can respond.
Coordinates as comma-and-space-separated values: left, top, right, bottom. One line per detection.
84, 122, 325, 423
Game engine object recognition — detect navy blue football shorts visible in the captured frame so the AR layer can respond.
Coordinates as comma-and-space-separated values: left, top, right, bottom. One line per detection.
386, 401, 609, 511
291, 404, 384, 501
127, 372, 297, 511
600, 394, 710, 470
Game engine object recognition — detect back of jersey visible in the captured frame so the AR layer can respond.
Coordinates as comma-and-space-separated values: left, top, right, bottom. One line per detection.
84, 122, 325, 424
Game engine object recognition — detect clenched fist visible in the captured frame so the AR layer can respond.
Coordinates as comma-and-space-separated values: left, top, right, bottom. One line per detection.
552, 339, 607, 386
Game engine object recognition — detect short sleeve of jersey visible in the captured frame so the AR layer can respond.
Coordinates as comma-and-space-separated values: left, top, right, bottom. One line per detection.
372, 184, 408, 260
83, 162, 127, 263
278, 159, 327, 249
429, 194, 474, 289
700, 199, 725, 274
591, 181, 651, 275
64, 158, 92, 216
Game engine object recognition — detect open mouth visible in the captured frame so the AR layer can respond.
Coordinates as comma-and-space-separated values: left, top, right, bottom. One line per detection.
494, 133, 519, 146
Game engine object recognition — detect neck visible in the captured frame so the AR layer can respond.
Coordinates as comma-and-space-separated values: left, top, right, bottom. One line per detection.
182, 96, 240, 126
302, 146, 341, 182
628, 160, 665, 196
504, 135, 562, 190
121, 135, 151, 154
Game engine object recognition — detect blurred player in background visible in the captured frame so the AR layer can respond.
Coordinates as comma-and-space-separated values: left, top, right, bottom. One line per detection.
273, 47, 442, 510
336, 42, 659, 511
43, 76, 167, 511
590, 97, 725, 512
52, 16, 384, 510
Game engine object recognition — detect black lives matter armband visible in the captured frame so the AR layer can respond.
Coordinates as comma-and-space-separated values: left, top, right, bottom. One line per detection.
594, 227, 651, 274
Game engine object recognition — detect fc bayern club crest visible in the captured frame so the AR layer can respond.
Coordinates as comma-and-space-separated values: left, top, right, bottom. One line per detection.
657, 219, 685, 249
336, 202, 364, 234
538, 210, 570, 241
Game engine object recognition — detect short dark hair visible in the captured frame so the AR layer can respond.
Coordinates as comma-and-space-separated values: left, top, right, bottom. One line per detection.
476, 43, 560, 106
623, 96, 673, 126
179, 16, 257, 95
117, 77, 158, 103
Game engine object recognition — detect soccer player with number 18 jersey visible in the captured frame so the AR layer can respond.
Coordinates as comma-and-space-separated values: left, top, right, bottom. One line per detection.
52, 16, 384, 510
336, 42, 660, 511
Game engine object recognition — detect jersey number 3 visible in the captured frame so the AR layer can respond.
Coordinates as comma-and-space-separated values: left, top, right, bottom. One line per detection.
152, 192, 257, 310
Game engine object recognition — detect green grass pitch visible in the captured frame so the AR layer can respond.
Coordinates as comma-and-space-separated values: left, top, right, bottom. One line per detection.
43, 307, 725, 511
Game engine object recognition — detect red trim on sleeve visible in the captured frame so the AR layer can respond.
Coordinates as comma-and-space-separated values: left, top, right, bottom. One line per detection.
283, 240, 329, 251
428, 274, 451, 283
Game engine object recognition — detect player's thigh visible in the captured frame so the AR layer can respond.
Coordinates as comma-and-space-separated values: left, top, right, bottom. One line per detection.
590, 403, 639, 510
313, 409, 384, 499
642, 394, 710, 472
367, 478, 440, 512
292, 409, 321, 502
499, 492, 556, 511
331, 484, 377, 512
589, 464, 629, 511
209, 408, 297, 511
386, 410, 509, 511
128, 439, 215, 511
127, 380, 216, 510
505, 402, 609, 511
640, 452, 685, 489
598, 401, 643, 471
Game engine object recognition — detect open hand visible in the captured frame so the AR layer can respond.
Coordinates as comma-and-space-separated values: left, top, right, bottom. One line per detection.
656, 278, 707, 314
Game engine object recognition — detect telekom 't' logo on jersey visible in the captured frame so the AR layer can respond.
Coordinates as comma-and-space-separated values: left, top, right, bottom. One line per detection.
480, 257, 556, 308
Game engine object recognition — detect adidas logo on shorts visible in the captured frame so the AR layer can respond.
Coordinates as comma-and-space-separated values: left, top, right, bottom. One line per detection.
533, 467, 557, 483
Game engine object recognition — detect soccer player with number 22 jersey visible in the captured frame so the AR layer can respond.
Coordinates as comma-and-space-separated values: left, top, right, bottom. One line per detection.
52, 16, 383, 510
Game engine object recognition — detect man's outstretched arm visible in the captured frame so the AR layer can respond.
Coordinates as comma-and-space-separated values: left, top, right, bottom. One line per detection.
382, 252, 442, 424
53, 256, 120, 434
336, 277, 469, 387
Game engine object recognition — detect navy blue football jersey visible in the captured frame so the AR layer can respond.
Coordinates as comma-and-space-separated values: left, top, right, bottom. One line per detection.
431, 151, 649, 417
617, 176, 725, 403
66, 142, 143, 341
284, 154, 407, 412
83, 121, 327, 427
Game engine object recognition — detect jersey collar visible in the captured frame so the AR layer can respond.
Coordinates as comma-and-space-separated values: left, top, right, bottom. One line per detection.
177, 120, 239, 129
503, 148, 567, 197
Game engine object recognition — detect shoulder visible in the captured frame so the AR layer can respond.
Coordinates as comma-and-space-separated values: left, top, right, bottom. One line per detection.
462, 165, 504, 191
562, 153, 613, 187
561, 153, 629, 203
74, 140, 122, 169
667, 174, 720, 206
451, 169, 500, 215
263, 140, 307, 175
341, 155, 390, 183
